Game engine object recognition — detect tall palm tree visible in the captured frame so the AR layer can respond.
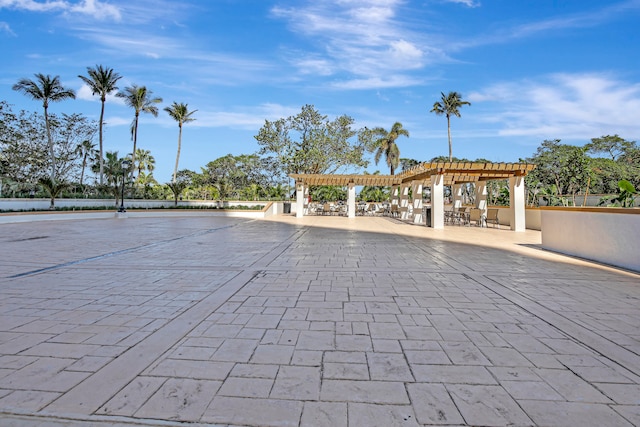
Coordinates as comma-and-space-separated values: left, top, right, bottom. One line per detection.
12, 73, 76, 182
116, 85, 162, 180
78, 65, 122, 185
371, 122, 409, 175
430, 91, 471, 162
164, 102, 197, 183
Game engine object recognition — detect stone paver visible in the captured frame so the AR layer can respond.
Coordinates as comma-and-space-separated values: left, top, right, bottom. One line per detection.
0, 214, 639, 426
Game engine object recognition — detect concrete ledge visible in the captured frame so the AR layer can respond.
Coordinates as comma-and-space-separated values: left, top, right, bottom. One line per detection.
540, 206, 640, 272
0, 202, 278, 224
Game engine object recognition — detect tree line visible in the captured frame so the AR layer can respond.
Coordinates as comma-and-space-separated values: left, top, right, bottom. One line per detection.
1, 76, 638, 208
3, 67, 197, 207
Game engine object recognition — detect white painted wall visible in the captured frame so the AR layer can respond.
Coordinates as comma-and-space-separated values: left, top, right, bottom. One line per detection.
0, 198, 268, 211
541, 208, 640, 272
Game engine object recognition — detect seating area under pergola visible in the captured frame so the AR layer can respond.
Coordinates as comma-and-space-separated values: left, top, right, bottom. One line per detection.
291, 162, 536, 231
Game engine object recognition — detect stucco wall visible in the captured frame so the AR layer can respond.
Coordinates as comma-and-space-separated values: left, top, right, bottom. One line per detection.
540, 207, 640, 272
0, 198, 267, 211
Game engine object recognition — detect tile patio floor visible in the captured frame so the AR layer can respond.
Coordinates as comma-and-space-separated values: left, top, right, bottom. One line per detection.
0, 214, 638, 426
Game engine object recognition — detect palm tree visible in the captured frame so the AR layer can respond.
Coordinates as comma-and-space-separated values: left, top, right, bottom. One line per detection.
116, 85, 162, 180
371, 122, 409, 175
12, 74, 76, 182
134, 148, 155, 179
164, 102, 197, 183
75, 139, 97, 187
430, 91, 471, 162
38, 177, 68, 209
78, 65, 122, 186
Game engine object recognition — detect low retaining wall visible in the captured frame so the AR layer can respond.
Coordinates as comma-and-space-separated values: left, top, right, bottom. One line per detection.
540, 207, 640, 272
0, 199, 279, 223
0, 198, 268, 211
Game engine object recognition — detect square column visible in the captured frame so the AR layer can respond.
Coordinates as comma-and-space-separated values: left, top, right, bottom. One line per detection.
400, 184, 410, 220
391, 185, 399, 206
296, 182, 305, 218
431, 174, 445, 229
412, 181, 423, 224
452, 183, 463, 209
347, 182, 356, 218
509, 175, 526, 231
475, 181, 488, 217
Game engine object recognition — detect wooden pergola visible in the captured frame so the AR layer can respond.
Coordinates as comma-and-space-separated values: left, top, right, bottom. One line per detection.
291, 162, 536, 231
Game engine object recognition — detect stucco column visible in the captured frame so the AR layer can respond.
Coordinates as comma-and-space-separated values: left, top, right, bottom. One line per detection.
347, 182, 356, 218
400, 184, 410, 220
412, 181, 423, 224
509, 175, 526, 231
475, 181, 488, 218
452, 183, 463, 209
391, 185, 399, 206
431, 174, 445, 229
296, 181, 305, 218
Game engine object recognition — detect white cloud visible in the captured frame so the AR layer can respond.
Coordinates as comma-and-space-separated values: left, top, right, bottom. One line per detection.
444, 0, 480, 7
271, 1, 432, 86
0, 21, 16, 35
469, 73, 640, 140
103, 115, 130, 127
454, 1, 640, 50
0, 0, 68, 12
68, 0, 120, 21
332, 75, 424, 90
76, 83, 125, 105
0, 0, 121, 21
177, 104, 301, 130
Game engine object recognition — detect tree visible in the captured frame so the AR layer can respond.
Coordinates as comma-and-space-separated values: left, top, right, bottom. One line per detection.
201, 154, 269, 191
586, 135, 634, 161
78, 65, 122, 185
50, 113, 98, 184
92, 151, 127, 205
370, 122, 409, 175
117, 85, 162, 180
164, 102, 197, 183
38, 176, 68, 209
75, 140, 97, 187
12, 73, 76, 182
0, 102, 48, 184
430, 91, 470, 161
399, 158, 420, 172
167, 170, 193, 206
255, 105, 369, 181
134, 148, 155, 179
525, 139, 591, 206
586, 136, 639, 192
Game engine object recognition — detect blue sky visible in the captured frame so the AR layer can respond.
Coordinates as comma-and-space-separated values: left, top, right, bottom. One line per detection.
1, 0, 639, 183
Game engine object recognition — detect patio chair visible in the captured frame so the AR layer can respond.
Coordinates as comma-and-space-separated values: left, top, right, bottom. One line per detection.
390, 204, 399, 217
322, 203, 331, 216
486, 208, 500, 228
468, 208, 483, 227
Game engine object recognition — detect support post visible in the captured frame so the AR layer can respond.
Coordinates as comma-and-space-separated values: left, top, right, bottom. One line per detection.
509, 175, 526, 231
348, 182, 356, 218
475, 181, 488, 224
400, 184, 410, 220
452, 183, 463, 210
431, 174, 445, 229
296, 181, 305, 218
412, 181, 423, 224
